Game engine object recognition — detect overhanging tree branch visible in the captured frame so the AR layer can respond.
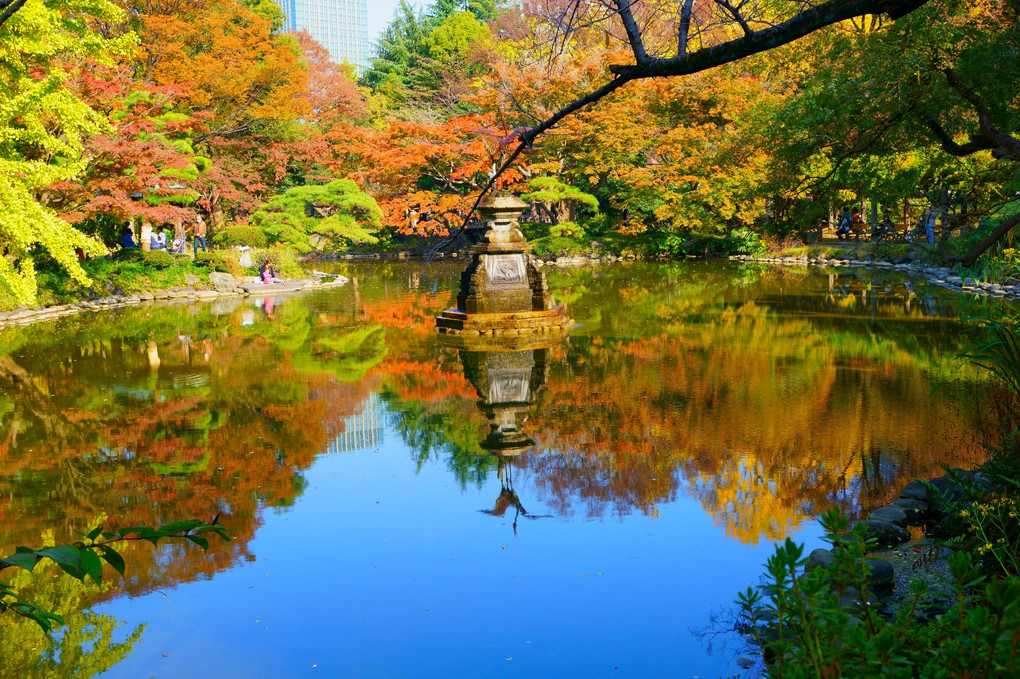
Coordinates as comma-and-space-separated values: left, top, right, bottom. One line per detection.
426, 0, 934, 265
0, 0, 28, 28
946, 212, 1020, 268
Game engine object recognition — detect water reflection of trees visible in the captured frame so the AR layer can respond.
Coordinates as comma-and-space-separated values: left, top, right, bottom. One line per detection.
0, 297, 387, 619
371, 263, 997, 544
515, 265, 997, 542
0, 560, 144, 678
0, 261, 1003, 666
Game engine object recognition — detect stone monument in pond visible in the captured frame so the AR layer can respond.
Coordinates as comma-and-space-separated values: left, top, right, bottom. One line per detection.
435, 192, 571, 338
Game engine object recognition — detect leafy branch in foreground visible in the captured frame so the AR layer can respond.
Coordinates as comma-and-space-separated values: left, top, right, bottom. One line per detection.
0, 519, 229, 632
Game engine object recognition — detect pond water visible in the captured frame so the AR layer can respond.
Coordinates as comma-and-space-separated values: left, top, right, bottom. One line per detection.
0, 261, 1006, 678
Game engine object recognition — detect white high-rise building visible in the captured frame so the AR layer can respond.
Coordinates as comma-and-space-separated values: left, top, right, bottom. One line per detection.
275, 0, 369, 72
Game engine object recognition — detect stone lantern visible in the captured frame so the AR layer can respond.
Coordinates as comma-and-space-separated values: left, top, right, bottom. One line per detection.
435, 191, 571, 337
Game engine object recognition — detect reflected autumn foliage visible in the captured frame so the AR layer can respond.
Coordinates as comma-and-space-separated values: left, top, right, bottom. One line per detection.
0, 295, 383, 601
0, 260, 1004, 658
361, 261, 998, 544
516, 264, 999, 542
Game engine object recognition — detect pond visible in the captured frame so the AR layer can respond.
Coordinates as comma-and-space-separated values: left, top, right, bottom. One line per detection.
0, 260, 1007, 678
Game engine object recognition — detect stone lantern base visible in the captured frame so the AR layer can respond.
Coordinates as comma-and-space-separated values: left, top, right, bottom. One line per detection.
435, 245, 572, 336
435, 306, 572, 338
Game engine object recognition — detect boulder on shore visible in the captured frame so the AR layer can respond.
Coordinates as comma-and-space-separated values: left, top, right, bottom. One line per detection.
208, 272, 237, 291
856, 519, 911, 548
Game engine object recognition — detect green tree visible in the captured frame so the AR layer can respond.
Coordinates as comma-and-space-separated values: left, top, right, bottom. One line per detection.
361, 0, 429, 98
522, 176, 600, 224
429, 0, 498, 23
249, 179, 382, 253
424, 10, 490, 66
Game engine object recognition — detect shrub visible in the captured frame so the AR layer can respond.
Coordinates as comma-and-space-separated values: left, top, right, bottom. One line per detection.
726, 227, 768, 255
671, 227, 770, 256
212, 224, 269, 248
142, 250, 174, 269
530, 236, 586, 257
549, 221, 587, 240
738, 508, 1020, 677
194, 251, 231, 273
115, 248, 145, 262
519, 221, 550, 241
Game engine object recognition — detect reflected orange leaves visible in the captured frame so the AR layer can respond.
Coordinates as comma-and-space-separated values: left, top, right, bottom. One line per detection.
0, 264, 1001, 615
377, 360, 476, 403
521, 302, 992, 543
0, 312, 380, 598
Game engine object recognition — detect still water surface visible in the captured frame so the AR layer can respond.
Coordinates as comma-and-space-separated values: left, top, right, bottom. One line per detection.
0, 261, 1005, 677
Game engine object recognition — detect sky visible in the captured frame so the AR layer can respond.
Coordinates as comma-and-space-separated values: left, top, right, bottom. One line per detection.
367, 0, 406, 45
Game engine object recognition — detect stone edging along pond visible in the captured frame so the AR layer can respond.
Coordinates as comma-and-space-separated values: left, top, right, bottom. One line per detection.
0, 272, 347, 329
729, 253, 1020, 301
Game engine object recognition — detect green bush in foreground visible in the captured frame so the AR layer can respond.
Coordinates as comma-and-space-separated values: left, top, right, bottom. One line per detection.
738, 508, 1020, 678
142, 250, 174, 269
115, 247, 145, 262
194, 251, 231, 273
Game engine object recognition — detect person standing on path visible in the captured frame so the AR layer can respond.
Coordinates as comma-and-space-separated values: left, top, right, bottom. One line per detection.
192, 215, 208, 254
923, 206, 938, 244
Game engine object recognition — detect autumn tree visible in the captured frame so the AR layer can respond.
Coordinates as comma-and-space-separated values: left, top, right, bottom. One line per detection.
133, 0, 311, 228
330, 113, 524, 237
296, 31, 368, 126
448, 0, 937, 231
749, 0, 1019, 260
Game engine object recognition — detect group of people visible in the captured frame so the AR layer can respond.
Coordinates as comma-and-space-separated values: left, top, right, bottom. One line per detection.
120, 216, 209, 254
833, 206, 939, 244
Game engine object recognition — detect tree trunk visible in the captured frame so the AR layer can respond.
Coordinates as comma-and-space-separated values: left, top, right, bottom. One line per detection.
210, 194, 225, 234
140, 220, 152, 251
551, 201, 573, 225
945, 212, 1020, 267
940, 189, 950, 239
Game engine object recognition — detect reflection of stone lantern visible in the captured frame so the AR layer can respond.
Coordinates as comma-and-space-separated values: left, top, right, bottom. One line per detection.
436, 191, 571, 338
460, 344, 557, 532
461, 347, 549, 456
